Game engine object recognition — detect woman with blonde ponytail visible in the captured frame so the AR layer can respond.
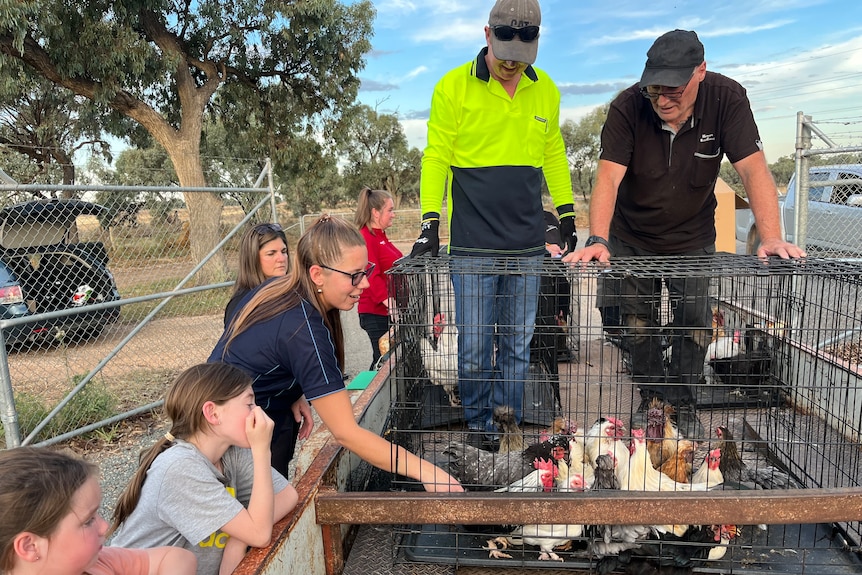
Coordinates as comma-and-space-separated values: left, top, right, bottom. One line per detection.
209, 215, 462, 493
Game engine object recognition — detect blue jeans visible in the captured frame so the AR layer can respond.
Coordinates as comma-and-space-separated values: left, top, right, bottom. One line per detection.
451, 256, 542, 434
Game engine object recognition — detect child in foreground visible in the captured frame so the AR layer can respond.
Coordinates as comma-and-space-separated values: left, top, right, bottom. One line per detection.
0, 446, 196, 575
110, 362, 298, 575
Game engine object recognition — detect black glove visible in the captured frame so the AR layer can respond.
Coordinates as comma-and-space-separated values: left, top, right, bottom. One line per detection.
410, 214, 440, 258
558, 208, 578, 254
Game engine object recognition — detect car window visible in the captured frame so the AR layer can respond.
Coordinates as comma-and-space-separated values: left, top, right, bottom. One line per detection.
832, 171, 862, 205
808, 171, 830, 202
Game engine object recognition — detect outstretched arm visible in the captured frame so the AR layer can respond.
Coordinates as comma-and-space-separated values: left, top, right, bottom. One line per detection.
311, 391, 463, 492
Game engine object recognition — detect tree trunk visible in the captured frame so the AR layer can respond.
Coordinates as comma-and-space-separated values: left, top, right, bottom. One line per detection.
164, 138, 228, 285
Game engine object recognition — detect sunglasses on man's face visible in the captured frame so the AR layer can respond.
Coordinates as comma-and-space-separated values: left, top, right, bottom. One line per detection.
492, 25, 540, 43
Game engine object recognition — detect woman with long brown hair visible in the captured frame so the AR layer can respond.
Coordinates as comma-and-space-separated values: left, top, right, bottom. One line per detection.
210, 215, 462, 492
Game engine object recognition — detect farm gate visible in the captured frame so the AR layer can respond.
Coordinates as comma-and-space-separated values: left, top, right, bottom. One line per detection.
0, 163, 281, 448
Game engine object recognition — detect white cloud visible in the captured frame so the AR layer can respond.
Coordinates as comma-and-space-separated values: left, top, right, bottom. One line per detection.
403, 66, 429, 81
402, 118, 429, 151
587, 19, 792, 47
412, 19, 484, 46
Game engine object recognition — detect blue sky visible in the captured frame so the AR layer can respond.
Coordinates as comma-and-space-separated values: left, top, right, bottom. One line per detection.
354, 0, 862, 163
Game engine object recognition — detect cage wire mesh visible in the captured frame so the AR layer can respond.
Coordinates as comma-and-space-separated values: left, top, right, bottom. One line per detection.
382, 254, 862, 573
0, 196, 278, 447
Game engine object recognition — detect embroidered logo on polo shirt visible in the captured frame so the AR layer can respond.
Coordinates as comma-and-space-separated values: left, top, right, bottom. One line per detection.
700, 133, 716, 143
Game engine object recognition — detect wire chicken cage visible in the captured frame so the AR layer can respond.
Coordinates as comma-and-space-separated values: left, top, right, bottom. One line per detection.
380, 254, 862, 574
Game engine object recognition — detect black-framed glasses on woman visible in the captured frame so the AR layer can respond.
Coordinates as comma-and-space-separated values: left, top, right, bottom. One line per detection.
320, 262, 376, 286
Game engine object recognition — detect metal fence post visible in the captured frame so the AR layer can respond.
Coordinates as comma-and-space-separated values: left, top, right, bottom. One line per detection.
0, 331, 21, 447
794, 112, 811, 250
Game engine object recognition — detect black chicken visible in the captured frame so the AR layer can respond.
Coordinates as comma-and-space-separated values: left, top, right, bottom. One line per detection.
709, 349, 772, 394
595, 524, 734, 575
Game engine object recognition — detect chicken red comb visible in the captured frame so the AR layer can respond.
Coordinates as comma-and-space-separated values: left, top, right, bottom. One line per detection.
607, 417, 626, 437
631, 427, 645, 440
533, 457, 556, 471
708, 448, 722, 466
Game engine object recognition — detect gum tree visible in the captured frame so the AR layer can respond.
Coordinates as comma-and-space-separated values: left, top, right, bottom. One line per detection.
0, 0, 373, 281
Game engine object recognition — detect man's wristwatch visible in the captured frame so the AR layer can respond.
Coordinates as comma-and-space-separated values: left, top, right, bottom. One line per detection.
585, 235, 611, 251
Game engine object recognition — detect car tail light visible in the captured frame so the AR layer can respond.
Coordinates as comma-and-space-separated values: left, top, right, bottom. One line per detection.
0, 285, 25, 304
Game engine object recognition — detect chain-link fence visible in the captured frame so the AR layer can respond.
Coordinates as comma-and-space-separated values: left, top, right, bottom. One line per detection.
791, 112, 862, 257
0, 170, 280, 448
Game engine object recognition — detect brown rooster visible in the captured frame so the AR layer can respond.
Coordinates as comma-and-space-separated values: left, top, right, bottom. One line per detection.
643, 397, 681, 468
658, 438, 697, 483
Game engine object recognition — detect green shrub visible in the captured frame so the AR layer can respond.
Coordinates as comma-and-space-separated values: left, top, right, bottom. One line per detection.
0, 391, 51, 446
0, 377, 117, 447
56, 376, 117, 434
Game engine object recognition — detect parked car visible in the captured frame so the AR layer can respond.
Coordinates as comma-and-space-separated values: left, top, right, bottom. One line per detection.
0, 199, 121, 347
736, 164, 862, 255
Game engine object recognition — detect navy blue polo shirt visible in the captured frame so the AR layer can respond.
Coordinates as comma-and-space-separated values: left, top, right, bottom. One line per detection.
601, 71, 762, 253
209, 295, 346, 409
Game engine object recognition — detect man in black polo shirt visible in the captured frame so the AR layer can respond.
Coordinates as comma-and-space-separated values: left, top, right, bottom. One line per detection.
564, 29, 804, 438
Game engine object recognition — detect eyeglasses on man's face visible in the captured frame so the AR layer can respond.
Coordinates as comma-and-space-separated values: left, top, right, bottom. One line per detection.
640, 69, 699, 102
491, 25, 540, 43
640, 84, 688, 101
320, 262, 376, 287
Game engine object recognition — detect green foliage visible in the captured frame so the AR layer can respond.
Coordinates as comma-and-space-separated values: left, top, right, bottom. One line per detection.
561, 104, 608, 200
0, 0, 376, 277
0, 64, 109, 187
90, 142, 185, 227
769, 155, 796, 189
60, 375, 116, 432
0, 378, 116, 445
334, 104, 422, 208
719, 161, 745, 195
0, 391, 50, 445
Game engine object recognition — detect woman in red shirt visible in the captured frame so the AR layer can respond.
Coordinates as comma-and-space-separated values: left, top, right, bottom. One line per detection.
354, 188, 402, 369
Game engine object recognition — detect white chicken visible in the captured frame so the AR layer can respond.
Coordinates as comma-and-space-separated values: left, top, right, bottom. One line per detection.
495, 458, 557, 493
619, 429, 718, 493
691, 448, 724, 487
485, 458, 585, 562
584, 417, 626, 467
703, 330, 741, 384
618, 428, 721, 537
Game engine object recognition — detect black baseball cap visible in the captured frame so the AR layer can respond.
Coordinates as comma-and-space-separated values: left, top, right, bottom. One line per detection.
639, 29, 704, 88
